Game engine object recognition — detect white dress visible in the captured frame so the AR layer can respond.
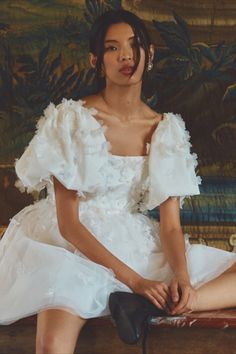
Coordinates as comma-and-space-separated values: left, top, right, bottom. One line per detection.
0, 98, 235, 325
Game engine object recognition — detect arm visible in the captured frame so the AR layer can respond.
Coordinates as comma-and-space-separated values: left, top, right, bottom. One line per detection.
53, 177, 170, 310
159, 197, 189, 281
53, 177, 141, 290
159, 197, 197, 314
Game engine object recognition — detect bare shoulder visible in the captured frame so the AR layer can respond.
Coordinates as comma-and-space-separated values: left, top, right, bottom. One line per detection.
81, 94, 114, 122
81, 94, 104, 110
142, 103, 163, 124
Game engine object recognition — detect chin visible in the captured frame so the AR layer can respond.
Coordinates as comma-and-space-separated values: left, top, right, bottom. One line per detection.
107, 76, 142, 87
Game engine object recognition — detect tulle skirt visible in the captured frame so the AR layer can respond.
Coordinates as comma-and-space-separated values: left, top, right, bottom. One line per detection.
0, 198, 235, 325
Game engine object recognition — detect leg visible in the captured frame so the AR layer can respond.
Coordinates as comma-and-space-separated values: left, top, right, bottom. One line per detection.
194, 262, 236, 312
36, 308, 86, 354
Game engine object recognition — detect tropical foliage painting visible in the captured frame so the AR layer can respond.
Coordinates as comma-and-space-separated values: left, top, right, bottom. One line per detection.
0, 0, 235, 245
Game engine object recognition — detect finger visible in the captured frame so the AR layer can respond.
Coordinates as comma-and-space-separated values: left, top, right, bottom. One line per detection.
154, 282, 169, 296
148, 293, 165, 310
161, 285, 169, 298
153, 294, 167, 310
156, 285, 170, 304
172, 290, 188, 313
151, 284, 167, 299
158, 289, 172, 312
158, 287, 169, 300
152, 288, 172, 313
152, 288, 169, 308
161, 282, 169, 293
159, 295, 172, 313
172, 290, 190, 314
170, 282, 179, 303
167, 289, 174, 310
164, 295, 173, 312
152, 283, 172, 312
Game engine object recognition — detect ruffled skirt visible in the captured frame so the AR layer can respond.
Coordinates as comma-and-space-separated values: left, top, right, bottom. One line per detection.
0, 198, 235, 325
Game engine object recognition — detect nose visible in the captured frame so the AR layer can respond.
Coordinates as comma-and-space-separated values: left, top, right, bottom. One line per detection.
118, 46, 132, 62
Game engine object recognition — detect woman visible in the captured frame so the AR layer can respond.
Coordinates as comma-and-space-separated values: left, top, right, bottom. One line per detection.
0, 9, 236, 354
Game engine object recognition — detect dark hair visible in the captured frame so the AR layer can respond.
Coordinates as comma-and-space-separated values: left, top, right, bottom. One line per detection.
89, 9, 152, 88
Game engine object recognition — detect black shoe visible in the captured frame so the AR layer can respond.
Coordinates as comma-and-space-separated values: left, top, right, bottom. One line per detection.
109, 291, 166, 345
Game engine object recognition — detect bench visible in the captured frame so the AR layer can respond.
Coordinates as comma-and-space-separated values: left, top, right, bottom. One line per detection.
0, 309, 236, 354
0, 226, 236, 353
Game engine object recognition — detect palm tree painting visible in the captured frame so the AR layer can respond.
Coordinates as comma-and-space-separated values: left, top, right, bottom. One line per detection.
0, 0, 235, 247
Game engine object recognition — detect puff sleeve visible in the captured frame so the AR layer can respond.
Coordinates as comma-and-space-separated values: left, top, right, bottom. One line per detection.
147, 112, 201, 210
15, 99, 108, 193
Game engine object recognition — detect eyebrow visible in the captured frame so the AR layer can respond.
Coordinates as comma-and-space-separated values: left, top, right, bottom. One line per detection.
104, 35, 135, 44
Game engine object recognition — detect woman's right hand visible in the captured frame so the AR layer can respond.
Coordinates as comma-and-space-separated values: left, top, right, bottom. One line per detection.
132, 277, 171, 312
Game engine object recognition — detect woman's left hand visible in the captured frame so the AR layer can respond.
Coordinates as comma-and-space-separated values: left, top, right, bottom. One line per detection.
168, 276, 197, 315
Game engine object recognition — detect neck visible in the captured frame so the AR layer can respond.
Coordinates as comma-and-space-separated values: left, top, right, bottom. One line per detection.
101, 83, 143, 121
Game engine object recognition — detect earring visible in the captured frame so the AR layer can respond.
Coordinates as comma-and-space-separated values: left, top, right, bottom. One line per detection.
147, 59, 153, 71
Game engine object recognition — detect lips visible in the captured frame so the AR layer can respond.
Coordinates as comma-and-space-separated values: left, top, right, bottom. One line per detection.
119, 66, 134, 75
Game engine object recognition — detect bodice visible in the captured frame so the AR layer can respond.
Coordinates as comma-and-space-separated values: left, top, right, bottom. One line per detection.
79, 155, 149, 215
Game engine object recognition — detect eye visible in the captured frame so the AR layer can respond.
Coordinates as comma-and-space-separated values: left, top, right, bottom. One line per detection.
104, 46, 117, 51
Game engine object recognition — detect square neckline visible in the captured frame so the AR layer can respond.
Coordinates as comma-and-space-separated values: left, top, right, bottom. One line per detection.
81, 100, 165, 159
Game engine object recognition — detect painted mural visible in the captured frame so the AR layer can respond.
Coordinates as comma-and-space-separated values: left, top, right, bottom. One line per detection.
0, 0, 235, 246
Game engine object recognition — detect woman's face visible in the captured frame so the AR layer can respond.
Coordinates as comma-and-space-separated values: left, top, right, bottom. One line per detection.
101, 22, 147, 87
